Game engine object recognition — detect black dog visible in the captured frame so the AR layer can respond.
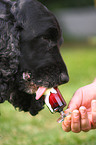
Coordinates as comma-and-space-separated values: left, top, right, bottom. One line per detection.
0, 0, 69, 116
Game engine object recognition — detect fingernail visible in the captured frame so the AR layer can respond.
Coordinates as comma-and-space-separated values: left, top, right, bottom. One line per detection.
67, 115, 71, 123
79, 106, 87, 119
80, 106, 86, 110
92, 100, 96, 112
73, 110, 79, 118
92, 100, 96, 105
79, 106, 86, 114
64, 109, 71, 114
64, 116, 71, 127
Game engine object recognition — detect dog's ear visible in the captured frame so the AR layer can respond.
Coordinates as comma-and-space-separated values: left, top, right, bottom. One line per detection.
0, 0, 13, 20
11, 0, 61, 38
0, 0, 22, 30
10, 0, 25, 31
0, 0, 21, 103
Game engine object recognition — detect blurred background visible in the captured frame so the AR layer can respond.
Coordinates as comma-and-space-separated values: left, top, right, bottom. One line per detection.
39, 0, 96, 44
0, 0, 96, 145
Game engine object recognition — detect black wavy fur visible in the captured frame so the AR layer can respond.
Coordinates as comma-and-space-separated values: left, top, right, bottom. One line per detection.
0, 0, 69, 116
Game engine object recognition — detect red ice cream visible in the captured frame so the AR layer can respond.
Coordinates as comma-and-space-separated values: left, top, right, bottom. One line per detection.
48, 87, 66, 112
36, 87, 66, 113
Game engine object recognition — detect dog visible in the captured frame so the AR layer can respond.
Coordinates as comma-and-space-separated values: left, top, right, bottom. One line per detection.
0, 0, 69, 116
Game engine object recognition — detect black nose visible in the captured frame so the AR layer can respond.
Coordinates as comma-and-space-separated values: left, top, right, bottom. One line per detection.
59, 72, 69, 84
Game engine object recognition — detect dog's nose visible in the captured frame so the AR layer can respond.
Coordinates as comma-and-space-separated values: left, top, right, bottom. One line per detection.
59, 73, 69, 84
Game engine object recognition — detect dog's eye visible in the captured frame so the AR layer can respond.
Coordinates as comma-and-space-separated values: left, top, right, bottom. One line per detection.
43, 28, 59, 42
16, 25, 23, 31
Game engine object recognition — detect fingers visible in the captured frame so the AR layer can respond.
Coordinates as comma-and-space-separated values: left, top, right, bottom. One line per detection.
62, 115, 71, 132
62, 109, 81, 133
62, 107, 91, 133
71, 110, 80, 133
62, 109, 71, 132
91, 100, 96, 128
79, 106, 91, 132
68, 88, 83, 111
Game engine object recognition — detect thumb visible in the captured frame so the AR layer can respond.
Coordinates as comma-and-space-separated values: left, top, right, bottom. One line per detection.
68, 88, 82, 111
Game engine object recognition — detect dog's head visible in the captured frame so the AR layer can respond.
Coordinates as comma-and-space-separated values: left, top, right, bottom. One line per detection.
0, 0, 69, 115
12, 0, 69, 87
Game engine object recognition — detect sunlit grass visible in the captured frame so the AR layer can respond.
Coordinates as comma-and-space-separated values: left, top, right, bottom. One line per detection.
0, 46, 96, 145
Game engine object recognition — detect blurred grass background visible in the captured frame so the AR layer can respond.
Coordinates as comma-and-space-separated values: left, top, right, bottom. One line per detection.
0, 45, 96, 145
1, 0, 96, 145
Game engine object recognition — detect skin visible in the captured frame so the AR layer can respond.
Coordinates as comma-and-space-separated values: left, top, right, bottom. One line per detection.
62, 79, 96, 133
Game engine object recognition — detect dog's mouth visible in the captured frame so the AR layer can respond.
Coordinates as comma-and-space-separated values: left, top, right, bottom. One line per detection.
36, 86, 67, 114
22, 72, 67, 115
22, 72, 66, 104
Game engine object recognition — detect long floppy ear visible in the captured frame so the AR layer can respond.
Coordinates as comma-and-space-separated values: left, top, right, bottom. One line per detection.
0, 0, 20, 103
0, 0, 13, 20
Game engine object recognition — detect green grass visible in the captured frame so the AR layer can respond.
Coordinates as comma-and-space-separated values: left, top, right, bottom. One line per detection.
0, 46, 96, 145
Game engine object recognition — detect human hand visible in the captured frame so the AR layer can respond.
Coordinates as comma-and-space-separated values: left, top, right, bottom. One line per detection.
62, 80, 96, 133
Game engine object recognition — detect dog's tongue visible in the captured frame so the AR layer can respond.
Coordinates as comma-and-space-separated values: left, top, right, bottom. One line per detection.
36, 87, 47, 100
36, 86, 65, 101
